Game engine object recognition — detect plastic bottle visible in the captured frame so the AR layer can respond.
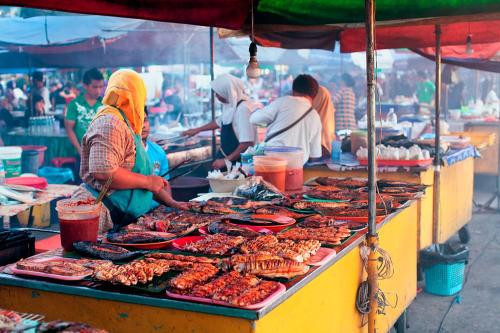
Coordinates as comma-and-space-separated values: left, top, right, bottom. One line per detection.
386, 108, 398, 126
0, 160, 5, 184
331, 140, 342, 162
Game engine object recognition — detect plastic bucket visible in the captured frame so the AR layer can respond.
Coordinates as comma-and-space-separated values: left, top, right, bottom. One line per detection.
253, 156, 288, 192
21, 145, 47, 167
21, 150, 39, 175
0, 146, 22, 177
56, 198, 101, 251
264, 146, 304, 191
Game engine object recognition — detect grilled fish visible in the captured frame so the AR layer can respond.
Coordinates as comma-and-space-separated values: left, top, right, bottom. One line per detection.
106, 231, 172, 244
73, 242, 143, 261
208, 221, 262, 238
228, 253, 309, 278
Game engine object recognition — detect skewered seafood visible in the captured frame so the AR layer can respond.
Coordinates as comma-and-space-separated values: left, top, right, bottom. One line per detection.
93, 259, 170, 286
315, 177, 368, 189
16, 258, 94, 276
146, 252, 218, 264
0, 309, 22, 331
107, 231, 173, 244
318, 207, 390, 217
191, 270, 242, 298
208, 221, 262, 238
183, 234, 246, 255
212, 273, 260, 302
239, 235, 321, 262
188, 201, 237, 215
169, 264, 219, 291
227, 253, 309, 278
278, 226, 351, 245
287, 199, 350, 210
73, 242, 143, 261
252, 205, 312, 219
233, 280, 281, 307
299, 215, 336, 228
304, 189, 355, 201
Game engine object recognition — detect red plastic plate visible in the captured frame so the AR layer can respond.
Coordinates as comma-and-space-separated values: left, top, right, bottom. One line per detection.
11, 257, 92, 281
305, 247, 337, 266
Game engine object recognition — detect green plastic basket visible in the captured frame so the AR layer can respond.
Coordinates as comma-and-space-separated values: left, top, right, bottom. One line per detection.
424, 262, 465, 296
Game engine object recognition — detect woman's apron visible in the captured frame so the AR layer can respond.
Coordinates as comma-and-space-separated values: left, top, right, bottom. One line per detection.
218, 100, 244, 162
85, 108, 153, 230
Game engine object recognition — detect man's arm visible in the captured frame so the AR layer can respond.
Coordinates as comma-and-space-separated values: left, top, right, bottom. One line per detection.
226, 142, 253, 162
64, 119, 81, 154
183, 121, 219, 137
249, 103, 276, 126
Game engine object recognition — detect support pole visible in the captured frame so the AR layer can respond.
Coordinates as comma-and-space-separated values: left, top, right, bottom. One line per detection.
209, 27, 217, 160
432, 25, 442, 244
365, 0, 378, 332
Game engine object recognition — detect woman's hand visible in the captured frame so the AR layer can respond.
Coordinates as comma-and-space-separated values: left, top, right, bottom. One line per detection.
146, 175, 168, 194
212, 158, 227, 170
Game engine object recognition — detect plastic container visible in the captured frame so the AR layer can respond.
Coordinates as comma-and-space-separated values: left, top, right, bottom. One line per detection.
0, 146, 22, 178
253, 156, 288, 192
38, 167, 74, 184
208, 175, 248, 193
21, 150, 39, 174
420, 244, 469, 296
20, 145, 47, 167
264, 146, 304, 191
331, 141, 342, 162
241, 153, 255, 175
56, 198, 102, 251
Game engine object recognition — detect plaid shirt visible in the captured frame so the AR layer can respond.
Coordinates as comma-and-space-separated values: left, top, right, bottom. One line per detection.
80, 114, 136, 191
333, 87, 357, 131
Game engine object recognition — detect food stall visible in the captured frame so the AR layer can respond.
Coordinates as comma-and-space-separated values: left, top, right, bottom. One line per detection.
304, 146, 475, 247
0, 197, 418, 333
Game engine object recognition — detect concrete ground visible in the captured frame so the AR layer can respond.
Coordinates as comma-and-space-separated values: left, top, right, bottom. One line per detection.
404, 175, 500, 333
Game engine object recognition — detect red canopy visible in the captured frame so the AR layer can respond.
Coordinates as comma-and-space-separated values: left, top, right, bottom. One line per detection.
0, 0, 251, 29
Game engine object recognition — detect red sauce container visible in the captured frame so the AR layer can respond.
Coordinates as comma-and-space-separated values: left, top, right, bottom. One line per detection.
264, 146, 304, 191
253, 156, 288, 192
56, 198, 101, 251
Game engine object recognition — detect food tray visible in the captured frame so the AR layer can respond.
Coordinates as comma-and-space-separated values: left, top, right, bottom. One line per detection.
10, 257, 92, 281
358, 158, 433, 167
305, 247, 336, 266
105, 239, 176, 250
302, 194, 350, 203
166, 282, 286, 310
198, 226, 272, 235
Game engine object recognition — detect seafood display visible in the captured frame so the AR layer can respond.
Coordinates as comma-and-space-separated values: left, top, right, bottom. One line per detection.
278, 226, 352, 245
239, 235, 321, 263
226, 253, 309, 278
207, 197, 252, 209
145, 252, 218, 264
16, 258, 94, 277
283, 198, 350, 210
207, 221, 262, 238
188, 201, 238, 215
182, 234, 246, 255
315, 177, 368, 189
304, 189, 355, 201
234, 177, 284, 201
252, 205, 312, 219
175, 271, 282, 307
107, 231, 174, 244
169, 264, 219, 291
0, 309, 22, 331
299, 215, 336, 228
93, 259, 170, 286
37, 320, 108, 333
73, 242, 143, 261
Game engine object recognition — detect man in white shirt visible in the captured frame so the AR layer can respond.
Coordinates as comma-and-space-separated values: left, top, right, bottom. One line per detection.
250, 74, 322, 164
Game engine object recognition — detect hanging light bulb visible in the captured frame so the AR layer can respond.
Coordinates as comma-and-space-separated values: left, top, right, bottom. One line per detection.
246, 42, 261, 78
465, 34, 473, 55
245, 0, 260, 79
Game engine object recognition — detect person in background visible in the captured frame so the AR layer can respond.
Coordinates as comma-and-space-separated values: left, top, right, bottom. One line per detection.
332, 73, 357, 131
31, 71, 51, 113
65, 68, 104, 155
312, 86, 335, 158
142, 109, 170, 210
0, 98, 15, 130
24, 94, 45, 124
60, 82, 77, 105
183, 74, 259, 170
415, 70, 436, 105
250, 74, 322, 164
50, 81, 66, 112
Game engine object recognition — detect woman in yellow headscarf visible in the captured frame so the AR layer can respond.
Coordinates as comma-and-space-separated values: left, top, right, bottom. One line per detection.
73, 69, 184, 232
312, 86, 336, 158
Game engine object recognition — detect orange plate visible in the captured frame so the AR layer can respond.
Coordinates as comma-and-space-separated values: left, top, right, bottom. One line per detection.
170, 235, 205, 251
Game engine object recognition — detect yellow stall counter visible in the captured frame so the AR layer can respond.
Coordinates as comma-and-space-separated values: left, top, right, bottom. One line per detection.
0, 203, 418, 333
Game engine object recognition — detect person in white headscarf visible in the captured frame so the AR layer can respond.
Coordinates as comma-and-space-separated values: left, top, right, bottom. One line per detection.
183, 74, 258, 169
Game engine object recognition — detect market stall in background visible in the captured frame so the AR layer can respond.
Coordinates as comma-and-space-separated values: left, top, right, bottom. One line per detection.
0, 1, 499, 333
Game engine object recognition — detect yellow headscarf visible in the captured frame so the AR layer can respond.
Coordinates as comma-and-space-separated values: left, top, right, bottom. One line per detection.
96, 69, 146, 135
312, 86, 336, 154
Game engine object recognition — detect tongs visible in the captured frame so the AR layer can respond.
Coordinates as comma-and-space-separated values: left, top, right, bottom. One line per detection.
160, 158, 193, 178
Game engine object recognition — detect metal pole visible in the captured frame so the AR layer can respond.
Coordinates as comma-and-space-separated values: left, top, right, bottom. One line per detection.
209, 27, 217, 160
432, 25, 442, 244
365, 0, 379, 332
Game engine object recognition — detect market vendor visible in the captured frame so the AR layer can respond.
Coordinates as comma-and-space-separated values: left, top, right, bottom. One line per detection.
72, 69, 185, 232
312, 86, 336, 158
249, 74, 322, 164
182, 74, 258, 170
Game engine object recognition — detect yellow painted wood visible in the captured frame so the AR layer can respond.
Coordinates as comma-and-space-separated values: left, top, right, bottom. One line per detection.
0, 287, 254, 333
0, 204, 418, 333
466, 125, 499, 175
304, 167, 434, 250
437, 157, 474, 243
